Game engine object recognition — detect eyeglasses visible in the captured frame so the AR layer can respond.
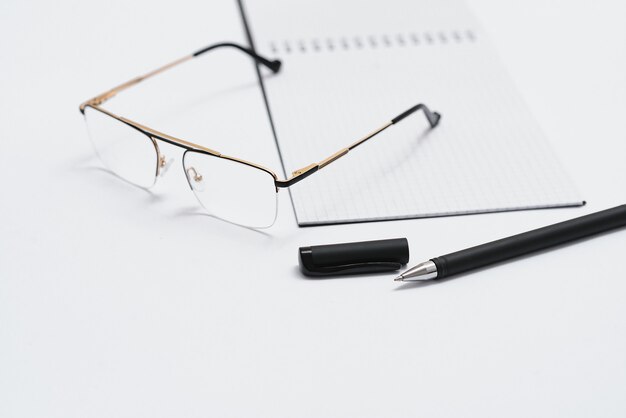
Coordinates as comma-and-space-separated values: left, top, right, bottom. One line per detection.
79, 42, 441, 228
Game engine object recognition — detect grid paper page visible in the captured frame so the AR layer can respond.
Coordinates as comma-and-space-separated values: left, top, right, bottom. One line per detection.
244, 0, 583, 225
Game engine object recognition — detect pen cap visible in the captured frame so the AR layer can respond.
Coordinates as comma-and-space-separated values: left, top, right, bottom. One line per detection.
299, 238, 409, 276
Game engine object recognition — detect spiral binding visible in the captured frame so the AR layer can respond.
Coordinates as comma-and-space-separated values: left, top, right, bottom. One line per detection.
269, 29, 476, 54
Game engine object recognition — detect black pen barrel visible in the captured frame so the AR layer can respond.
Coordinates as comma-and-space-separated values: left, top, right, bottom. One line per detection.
432, 205, 626, 279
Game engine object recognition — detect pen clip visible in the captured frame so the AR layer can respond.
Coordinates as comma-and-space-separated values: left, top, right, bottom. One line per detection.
304, 262, 402, 276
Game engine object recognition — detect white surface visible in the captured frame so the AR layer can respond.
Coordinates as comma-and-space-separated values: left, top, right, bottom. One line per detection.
1, 1, 625, 417
246, 0, 583, 225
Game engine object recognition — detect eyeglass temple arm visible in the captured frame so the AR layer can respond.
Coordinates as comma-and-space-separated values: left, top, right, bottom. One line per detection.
79, 42, 281, 114
275, 103, 441, 188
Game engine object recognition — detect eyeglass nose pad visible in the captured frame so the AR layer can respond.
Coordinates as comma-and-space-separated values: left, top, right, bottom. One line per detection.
185, 166, 205, 192
158, 154, 174, 177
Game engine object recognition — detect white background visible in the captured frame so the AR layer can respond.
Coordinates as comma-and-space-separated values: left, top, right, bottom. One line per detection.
1, 1, 625, 417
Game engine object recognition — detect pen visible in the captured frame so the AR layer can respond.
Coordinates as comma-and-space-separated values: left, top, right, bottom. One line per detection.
395, 204, 626, 282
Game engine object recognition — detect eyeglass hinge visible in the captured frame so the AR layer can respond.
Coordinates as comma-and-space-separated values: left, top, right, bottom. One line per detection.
292, 163, 318, 177
80, 91, 118, 113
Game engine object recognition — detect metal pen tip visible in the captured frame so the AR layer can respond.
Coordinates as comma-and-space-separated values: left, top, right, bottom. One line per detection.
393, 260, 438, 282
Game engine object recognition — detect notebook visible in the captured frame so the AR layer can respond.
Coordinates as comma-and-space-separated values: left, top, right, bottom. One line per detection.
240, 0, 584, 225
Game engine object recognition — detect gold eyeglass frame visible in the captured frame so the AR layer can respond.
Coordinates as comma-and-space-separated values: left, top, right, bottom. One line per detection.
79, 42, 441, 192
